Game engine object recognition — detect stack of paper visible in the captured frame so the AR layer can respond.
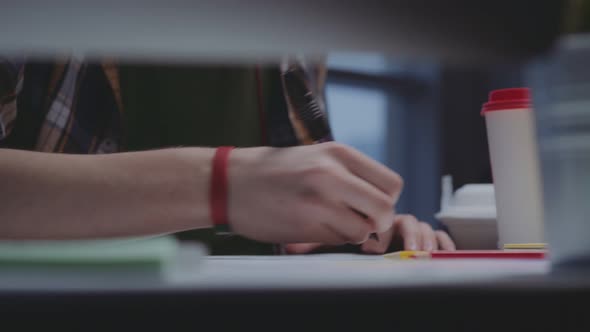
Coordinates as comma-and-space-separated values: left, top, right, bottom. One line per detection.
0, 235, 180, 266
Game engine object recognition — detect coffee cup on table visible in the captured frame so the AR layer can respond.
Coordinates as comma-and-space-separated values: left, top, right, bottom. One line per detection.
481, 88, 544, 248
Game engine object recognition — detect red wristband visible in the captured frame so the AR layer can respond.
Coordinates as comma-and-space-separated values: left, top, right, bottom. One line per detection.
210, 146, 234, 226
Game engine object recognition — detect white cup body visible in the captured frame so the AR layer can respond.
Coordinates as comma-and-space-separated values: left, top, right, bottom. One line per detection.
484, 108, 544, 247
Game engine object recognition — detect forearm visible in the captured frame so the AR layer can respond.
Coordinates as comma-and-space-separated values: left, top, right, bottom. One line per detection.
0, 148, 215, 239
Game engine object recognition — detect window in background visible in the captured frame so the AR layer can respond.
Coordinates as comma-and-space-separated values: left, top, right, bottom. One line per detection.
327, 53, 388, 75
325, 53, 442, 227
326, 84, 387, 164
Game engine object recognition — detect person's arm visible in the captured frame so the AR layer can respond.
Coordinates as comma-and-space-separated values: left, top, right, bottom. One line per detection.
278, 58, 456, 254
0, 142, 404, 243
285, 215, 456, 255
0, 148, 215, 239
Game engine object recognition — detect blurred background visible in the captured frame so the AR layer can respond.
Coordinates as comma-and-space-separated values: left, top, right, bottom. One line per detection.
325, 52, 521, 227
2, 0, 587, 251
323, 0, 590, 229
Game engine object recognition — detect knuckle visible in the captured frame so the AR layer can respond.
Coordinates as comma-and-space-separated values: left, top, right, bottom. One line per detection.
301, 161, 336, 179
374, 210, 394, 232
378, 195, 394, 211
370, 194, 394, 218
400, 214, 418, 224
347, 222, 371, 244
323, 142, 352, 157
389, 172, 404, 197
306, 165, 330, 177
403, 219, 420, 234
380, 213, 395, 230
350, 230, 370, 244
299, 165, 335, 194
299, 164, 348, 196
394, 213, 409, 221
419, 221, 433, 232
394, 172, 404, 189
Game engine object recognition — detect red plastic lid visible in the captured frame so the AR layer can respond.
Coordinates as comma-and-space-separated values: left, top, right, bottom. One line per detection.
481, 88, 532, 115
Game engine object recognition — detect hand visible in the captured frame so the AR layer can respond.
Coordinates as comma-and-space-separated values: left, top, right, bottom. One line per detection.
227, 142, 403, 244
285, 214, 456, 254
359, 214, 456, 254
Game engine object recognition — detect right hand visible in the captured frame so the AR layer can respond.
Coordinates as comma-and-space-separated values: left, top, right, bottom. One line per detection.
285, 214, 456, 255
228, 142, 403, 244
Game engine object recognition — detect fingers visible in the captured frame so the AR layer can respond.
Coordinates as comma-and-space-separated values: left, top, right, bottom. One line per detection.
393, 214, 421, 251
419, 222, 437, 251
285, 243, 324, 254
323, 143, 404, 201
320, 202, 373, 245
324, 171, 395, 233
435, 230, 456, 250
291, 196, 373, 245
397, 216, 458, 251
361, 224, 394, 254
377, 215, 456, 253
316, 208, 456, 254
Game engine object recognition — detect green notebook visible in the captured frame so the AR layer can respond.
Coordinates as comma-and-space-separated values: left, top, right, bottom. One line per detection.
0, 235, 180, 266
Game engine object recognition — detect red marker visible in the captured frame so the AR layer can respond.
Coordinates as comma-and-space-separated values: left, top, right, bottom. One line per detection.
384, 250, 547, 260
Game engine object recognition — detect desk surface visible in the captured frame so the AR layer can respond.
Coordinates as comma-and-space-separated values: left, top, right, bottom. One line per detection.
0, 251, 554, 291
3, 252, 590, 329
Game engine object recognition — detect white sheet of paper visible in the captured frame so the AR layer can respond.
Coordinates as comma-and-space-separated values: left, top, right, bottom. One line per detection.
0, 250, 549, 291
167, 254, 549, 290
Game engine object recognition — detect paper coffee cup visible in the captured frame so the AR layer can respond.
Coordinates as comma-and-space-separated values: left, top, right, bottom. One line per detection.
481, 88, 544, 247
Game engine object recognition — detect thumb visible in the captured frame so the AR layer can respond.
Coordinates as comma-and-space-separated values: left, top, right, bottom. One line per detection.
285, 243, 324, 254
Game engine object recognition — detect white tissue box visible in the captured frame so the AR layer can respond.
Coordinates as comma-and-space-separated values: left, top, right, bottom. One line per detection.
435, 184, 498, 249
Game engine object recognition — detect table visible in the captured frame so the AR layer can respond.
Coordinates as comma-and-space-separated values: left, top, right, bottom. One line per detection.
1, 250, 590, 330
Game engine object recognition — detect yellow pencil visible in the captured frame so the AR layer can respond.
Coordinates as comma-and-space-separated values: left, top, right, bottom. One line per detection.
503, 243, 547, 250
383, 250, 430, 260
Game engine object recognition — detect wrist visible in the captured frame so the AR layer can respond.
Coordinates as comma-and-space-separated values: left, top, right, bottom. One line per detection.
228, 146, 271, 170
210, 146, 234, 231
166, 147, 217, 231
225, 146, 273, 237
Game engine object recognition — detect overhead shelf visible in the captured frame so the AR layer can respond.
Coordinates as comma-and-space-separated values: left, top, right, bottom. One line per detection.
0, 0, 565, 64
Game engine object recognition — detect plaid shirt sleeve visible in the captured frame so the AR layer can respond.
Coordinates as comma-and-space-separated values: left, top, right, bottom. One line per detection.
0, 57, 24, 141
